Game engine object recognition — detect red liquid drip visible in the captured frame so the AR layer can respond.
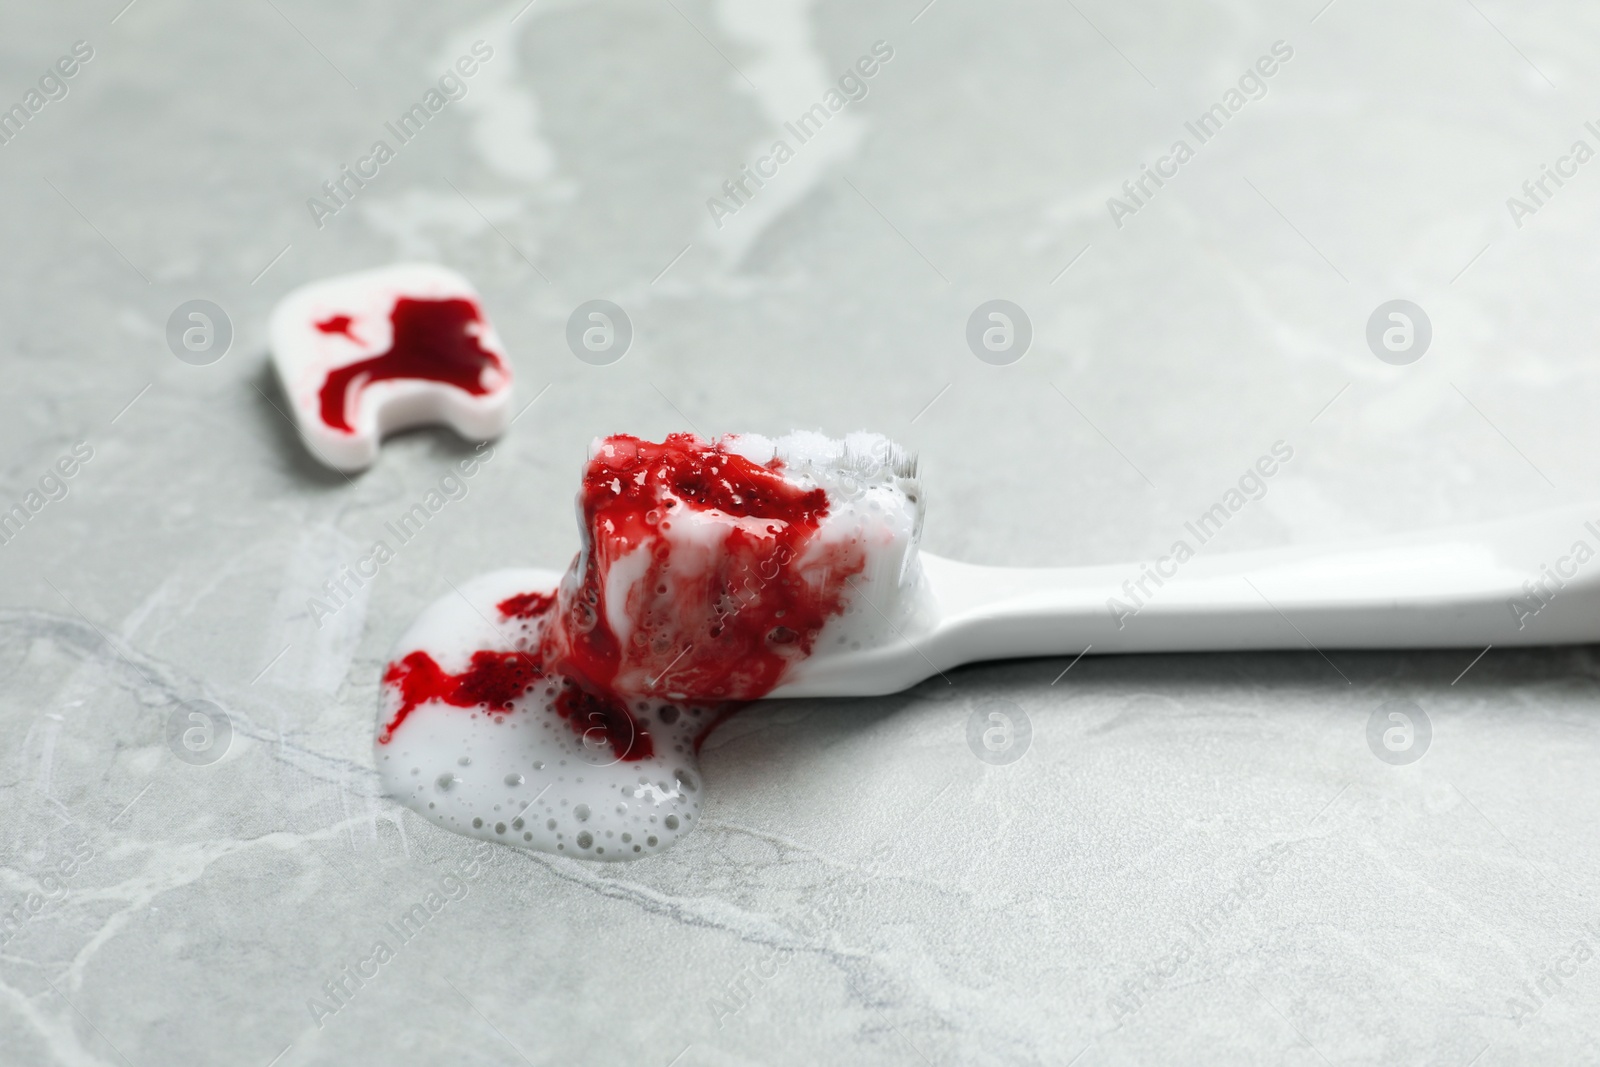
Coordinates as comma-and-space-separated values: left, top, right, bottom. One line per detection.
383, 434, 864, 761
315, 314, 359, 341
552, 686, 652, 761
497, 591, 555, 619
319, 297, 502, 433
380, 649, 542, 741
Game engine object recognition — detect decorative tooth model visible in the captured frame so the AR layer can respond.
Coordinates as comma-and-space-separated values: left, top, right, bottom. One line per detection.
269, 263, 513, 472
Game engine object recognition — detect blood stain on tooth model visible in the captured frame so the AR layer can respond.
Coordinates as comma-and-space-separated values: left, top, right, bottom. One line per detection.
319, 297, 504, 433
314, 313, 360, 341
270, 264, 515, 473
376, 431, 920, 861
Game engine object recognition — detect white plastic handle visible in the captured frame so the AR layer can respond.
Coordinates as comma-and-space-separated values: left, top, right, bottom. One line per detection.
776, 502, 1600, 696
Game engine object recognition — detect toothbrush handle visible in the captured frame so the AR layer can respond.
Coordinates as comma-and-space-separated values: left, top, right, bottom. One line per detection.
925, 503, 1600, 659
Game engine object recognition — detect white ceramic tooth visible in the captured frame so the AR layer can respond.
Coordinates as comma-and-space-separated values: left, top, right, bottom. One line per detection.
268, 262, 513, 472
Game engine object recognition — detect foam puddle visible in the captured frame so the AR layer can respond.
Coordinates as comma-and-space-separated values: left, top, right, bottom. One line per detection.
374, 569, 711, 860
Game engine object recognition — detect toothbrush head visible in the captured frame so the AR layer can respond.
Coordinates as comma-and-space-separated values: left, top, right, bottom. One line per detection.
542, 431, 929, 704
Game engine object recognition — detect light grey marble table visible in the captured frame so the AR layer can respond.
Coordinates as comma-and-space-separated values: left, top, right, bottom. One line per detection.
4, 1, 1599, 1064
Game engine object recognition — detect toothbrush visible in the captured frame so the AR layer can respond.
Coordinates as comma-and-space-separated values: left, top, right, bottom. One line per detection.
376, 430, 1592, 861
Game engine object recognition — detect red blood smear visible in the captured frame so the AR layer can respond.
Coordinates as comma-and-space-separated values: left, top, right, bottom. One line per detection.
497, 591, 555, 619
382, 434, 863, 761
552, 686, 652, 761
537, 433, 863, 754
319, 297, 502, 433
380, 649, 541, 741
315, 314, 359, 341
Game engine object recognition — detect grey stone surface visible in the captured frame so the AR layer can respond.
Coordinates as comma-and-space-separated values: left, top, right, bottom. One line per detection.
3, 1, 1599, 1064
